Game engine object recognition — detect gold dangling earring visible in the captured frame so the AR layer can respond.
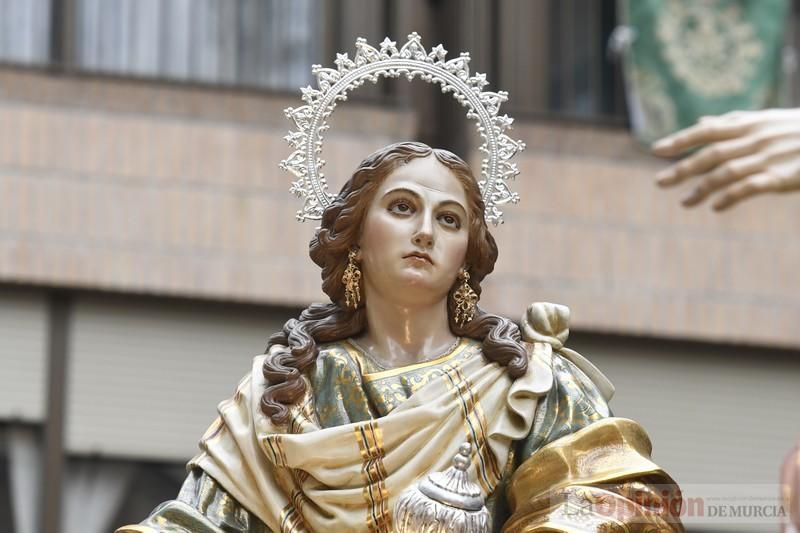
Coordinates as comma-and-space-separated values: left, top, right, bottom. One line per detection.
453, 269, 478, 326
342, 249, 362, 310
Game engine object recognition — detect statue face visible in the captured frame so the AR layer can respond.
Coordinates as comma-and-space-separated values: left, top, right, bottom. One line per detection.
358, 155, 470, 306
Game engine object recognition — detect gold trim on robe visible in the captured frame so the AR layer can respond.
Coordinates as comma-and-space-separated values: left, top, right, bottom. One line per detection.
503, 418, 685, 532
116, 303, 684, 533
178, 337, 552, 533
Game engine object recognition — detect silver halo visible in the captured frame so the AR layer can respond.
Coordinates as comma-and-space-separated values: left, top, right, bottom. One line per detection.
280, 32, 525, 225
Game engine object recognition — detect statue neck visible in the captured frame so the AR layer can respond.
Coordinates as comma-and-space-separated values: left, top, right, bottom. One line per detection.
355, 293, 458, 369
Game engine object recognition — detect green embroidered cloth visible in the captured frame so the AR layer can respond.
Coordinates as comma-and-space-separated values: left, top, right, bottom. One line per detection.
619, 0, 789, 144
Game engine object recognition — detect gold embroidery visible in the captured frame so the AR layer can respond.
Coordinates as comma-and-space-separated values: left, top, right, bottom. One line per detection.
442, 364, 502, 495
359, 338, 469, 382
269, 467, 311, 533
313, 339, 482, 423
362, 340, 479, 415
294, 469, 310, 485
290, 489, 304, 512
279, 502, 308, 533
263, 435, 288, 467
355, 421, 392, 532
313, 344, 374, 426
288, 390, 316, 435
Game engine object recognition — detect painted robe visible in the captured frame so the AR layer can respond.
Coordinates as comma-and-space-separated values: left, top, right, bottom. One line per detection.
118, 303, 684, 532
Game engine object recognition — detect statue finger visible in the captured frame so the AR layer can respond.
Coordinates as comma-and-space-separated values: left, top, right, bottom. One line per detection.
711, 173, 776, 211
681, 153, 766, 207
651, 120, 748, 157
764, 160, 800, 193
762, 137, 800, 171
656, 136, 758, 187
753, 139, 800, 193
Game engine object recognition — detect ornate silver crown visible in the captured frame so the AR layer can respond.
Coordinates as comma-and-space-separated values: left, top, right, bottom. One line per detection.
280, 32, 525, 225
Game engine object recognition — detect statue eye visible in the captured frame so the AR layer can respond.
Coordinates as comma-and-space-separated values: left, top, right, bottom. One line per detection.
389, 200, 415, 215
438, 213, 461, 229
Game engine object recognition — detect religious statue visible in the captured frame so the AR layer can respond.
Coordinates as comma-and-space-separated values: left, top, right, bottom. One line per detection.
117, 34, 684, 533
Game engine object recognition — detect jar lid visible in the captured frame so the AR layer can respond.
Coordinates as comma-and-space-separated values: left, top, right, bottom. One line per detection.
418, 442, 485, 512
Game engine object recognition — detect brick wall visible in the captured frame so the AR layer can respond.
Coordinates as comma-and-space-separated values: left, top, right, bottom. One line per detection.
480, 121, 800, 347
0, 68, 414, 306
1, 68, 798, 347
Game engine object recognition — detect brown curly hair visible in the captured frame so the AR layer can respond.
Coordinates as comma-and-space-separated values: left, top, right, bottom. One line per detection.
261, 141, 528, 424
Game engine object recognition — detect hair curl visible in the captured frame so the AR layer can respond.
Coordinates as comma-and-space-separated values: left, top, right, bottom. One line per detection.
261, 141, 528, 424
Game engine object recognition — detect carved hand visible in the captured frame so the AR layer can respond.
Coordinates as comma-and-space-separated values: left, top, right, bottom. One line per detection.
651, 108, 800, 211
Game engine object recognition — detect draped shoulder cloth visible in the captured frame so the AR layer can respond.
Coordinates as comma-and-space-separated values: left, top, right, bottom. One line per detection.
117, 302, 683, 533
505, 303, 684, 532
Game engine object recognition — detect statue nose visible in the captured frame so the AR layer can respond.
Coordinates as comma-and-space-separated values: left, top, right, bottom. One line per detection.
413, 211, 434, 248
412, 232, 433, 248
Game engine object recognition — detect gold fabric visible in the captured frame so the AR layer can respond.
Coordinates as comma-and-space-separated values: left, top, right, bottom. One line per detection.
116, 469, 270, 532
310, 338, 477, 423
503, 418, 684, 532
116, 302, 683, 533
181, 336, 553, 533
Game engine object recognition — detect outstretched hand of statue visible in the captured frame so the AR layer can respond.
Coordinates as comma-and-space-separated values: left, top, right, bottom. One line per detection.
651, 108, 800, 211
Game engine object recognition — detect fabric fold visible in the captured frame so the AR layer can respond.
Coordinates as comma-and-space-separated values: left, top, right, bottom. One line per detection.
503, 417, 684, 532
190, 338, 554, 532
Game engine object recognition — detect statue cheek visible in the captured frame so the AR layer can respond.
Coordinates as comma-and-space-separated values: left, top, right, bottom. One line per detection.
361, 216, 393, 255
440, 240, 469, 277
368, 211, 411, 242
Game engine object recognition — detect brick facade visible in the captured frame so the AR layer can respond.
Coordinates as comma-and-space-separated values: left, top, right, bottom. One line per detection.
1, 68, 798, 347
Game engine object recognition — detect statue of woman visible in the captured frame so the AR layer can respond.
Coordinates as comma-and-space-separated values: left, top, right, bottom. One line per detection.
117, 141, 684, 533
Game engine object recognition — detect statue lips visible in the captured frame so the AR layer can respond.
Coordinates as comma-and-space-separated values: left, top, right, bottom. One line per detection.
403, 251, 434, 266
